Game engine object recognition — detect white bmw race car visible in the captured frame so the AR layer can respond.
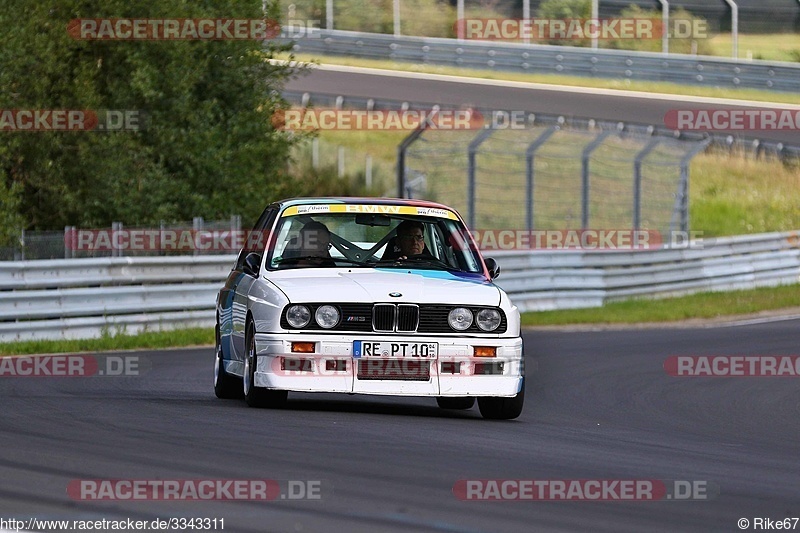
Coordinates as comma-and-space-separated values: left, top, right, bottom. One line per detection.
214, 197, 525, 419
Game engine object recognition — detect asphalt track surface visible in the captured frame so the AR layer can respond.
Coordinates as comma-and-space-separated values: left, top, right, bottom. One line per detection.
2, 319, 799, 532
284, 67, 800, 147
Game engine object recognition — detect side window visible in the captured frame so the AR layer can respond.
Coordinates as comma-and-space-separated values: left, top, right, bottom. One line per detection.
235, 207, 278, 270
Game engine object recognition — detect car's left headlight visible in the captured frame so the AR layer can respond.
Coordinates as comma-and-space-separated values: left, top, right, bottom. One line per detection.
476, 308, 502, 331
315, 305, 340, 329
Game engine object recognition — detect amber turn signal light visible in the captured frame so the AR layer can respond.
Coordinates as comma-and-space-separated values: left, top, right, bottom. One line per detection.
291, 342, 315, 353
473, 346, 496, 357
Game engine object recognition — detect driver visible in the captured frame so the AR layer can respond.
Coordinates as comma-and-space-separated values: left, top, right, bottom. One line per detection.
394, 220, 429, 259
295, 221, 335, 266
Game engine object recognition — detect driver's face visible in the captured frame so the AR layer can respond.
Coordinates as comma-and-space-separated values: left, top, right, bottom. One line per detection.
398, 229, 424, 255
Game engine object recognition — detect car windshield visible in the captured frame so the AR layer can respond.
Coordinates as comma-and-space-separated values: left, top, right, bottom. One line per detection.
265, 205, 484, 274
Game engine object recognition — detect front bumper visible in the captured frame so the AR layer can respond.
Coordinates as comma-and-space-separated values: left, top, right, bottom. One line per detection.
252, 333, 524, 397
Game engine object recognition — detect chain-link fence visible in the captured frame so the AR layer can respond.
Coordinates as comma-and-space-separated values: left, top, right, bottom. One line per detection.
401, 116, 710, 235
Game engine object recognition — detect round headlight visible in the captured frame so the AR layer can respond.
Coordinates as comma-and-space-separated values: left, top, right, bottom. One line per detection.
286, 305, 311, 328
448, 307, 474, 331
315, 305, 340, 329
476, 308, 502, 331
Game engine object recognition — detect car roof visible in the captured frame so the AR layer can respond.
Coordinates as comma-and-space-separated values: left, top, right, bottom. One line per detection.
271, 197, 456, 211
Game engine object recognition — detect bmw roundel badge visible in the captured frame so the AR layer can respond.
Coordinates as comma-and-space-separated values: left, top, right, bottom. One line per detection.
389, 292, 402, 297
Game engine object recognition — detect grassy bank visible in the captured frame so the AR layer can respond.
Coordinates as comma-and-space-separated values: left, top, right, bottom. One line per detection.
708, 33, 800, 63
521, 284, 800, 326
0, 328, 214, 356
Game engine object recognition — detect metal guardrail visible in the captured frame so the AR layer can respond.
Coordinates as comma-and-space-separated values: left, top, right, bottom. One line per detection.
1, 232, 799, 341
282, 29, 800, 93
0, 256, 232, 342
497, 231, 800, 311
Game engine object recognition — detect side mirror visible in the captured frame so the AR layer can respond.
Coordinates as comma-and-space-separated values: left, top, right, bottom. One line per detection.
243, 252, 262, 277
484, 257, 500, 280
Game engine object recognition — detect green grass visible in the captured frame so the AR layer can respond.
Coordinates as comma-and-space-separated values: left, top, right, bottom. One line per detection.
282, 53, 800, 105
521, 283, 800, 326
708, 33, 800, 63
0, 328, 214, 356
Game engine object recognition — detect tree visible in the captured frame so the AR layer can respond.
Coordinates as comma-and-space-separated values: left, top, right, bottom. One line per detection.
0, 0, 300, 230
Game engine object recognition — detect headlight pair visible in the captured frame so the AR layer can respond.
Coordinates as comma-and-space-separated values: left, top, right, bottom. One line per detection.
286, 304, 340, 329
447, 307, 502, 332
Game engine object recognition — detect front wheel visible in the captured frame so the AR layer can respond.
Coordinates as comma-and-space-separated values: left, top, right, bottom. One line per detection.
436, 397, 475, 410
243, 321, 288, 409
477, 381, 524, 420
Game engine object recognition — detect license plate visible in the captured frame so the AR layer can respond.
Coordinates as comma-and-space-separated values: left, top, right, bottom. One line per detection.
353, 341, 437, 358
357, 359, 430, 381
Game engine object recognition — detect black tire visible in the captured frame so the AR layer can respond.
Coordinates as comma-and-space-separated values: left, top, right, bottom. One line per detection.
436, 397, 475, 410
477, 381, 524, 420
243, 321, 288, 409
214, 323, 242, 399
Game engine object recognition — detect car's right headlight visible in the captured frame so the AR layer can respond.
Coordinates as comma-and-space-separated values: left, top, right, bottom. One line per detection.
448, 307, 474, 331
286, 305, 311, 328
315, 305, 340, 329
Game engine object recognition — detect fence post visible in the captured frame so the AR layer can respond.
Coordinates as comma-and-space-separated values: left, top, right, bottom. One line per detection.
525, 126, 558, 232
722, 0, 739, 58
467, 127, 495, 229
396, 122, 428, 198
365, 154, 373, 189
393, 0, 401, 36
656, 0, 669, 54
160, 220, 166, 256
326, 0, 333, 30
64, 226, 73, 259
112, 222, 122, 258
523, 0, 531, 45
19, 228, 25, 261
193, 217, 203, 256
581, 130, 612, 229
672, 139, 711, 233
633, 138, 662, 230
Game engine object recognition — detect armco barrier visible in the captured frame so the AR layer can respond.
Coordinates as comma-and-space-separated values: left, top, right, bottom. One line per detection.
282, 29, 800, 93
0, 256, 233, 342
1, 232, 798, 341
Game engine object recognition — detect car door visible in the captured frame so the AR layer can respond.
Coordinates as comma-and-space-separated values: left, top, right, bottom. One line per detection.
230, 206, 278, 361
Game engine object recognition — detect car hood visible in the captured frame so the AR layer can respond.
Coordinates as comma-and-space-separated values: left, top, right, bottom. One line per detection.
267, 268, 500, 306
